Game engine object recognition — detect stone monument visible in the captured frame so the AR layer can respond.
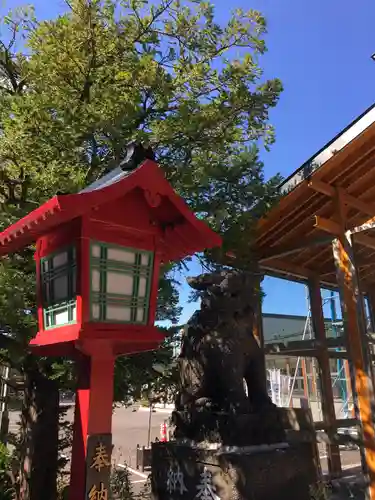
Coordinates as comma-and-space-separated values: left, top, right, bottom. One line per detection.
151, 270, 320, 500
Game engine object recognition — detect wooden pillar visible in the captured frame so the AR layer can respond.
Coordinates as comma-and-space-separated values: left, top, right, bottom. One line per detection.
366, 288, 375, 401
343, 360, 354, 417
286, 358, 293, 407
333, 189, 375, 495
301, 357, 309, 399
367, 290, 375, 387
308, 277, 342, 476
366, 289, 375, 335
311, 357, 318, 399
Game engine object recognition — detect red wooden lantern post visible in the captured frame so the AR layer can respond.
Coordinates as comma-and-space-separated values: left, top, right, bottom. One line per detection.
0, 147, 221, 500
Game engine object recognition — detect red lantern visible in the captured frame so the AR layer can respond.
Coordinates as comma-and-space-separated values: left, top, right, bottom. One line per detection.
0, 151, 221, 499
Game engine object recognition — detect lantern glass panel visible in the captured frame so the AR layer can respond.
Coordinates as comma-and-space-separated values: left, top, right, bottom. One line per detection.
92, 303, 100, 320
138, 277, 147, 297
106, 272, 133, 295
106, 305, 132, 322
136, 307, 145, 323
42, 247, 77, 329
53, 275, 68, 301
90, 241, 153, 324
53, 251, 68, 268
107, 247, 136, 264
91, 269, 100, 292
92, 244, 101, 258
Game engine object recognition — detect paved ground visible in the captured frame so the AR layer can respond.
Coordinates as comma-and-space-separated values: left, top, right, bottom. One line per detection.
318, 444, 362, 475
8, 404, 168, 492
8, 405, 365, 495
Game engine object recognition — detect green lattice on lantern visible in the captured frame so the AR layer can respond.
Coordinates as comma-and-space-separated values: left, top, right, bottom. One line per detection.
41, 246, 77, 329
89, 241, 154, 324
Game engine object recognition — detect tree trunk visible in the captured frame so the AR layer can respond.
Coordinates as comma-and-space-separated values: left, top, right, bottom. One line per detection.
18, 362, 59, 500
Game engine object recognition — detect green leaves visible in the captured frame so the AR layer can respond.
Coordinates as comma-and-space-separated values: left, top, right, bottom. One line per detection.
0, 0, 282, 403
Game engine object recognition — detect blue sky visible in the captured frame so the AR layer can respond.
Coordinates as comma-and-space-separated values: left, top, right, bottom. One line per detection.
5, 0, 375, 323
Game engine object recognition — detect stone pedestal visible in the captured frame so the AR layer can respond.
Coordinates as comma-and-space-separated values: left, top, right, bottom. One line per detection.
152, 441, 318, 500
151, 408, 321, 500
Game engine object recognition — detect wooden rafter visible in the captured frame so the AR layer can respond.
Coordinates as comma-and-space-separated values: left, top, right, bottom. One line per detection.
257, 130, 375, 240
353, 233, 375, 251
265, 337, 346, 354
308, 179, 335, 197
259, 258, 315, 280
258, 235, 332, 262
352, 215, 375, 234
309, 179, 375, 217
314, 216, 340, 235
314, 216, 375, 252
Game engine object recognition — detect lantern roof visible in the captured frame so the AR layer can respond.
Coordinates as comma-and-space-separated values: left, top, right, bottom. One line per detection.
0, 159, 221, 260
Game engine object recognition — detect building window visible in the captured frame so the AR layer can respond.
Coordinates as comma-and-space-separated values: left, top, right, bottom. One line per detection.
41, 247, 77, 329
90, 242, 153, 324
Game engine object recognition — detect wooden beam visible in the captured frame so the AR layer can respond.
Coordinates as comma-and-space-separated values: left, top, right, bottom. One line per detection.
265, 341, 348, 358
353, 233, 375, 251
261, 258, 340, 290
343, 193, 375, 218
259, 258, 315, 280
314, 216, 341, 235
265, 339, 322, 353
351, 215, 375, 234
314, 417, 358, 431
258, 236, 332, 262
326, 350, 349, 360
266, 337, 344, 351
309, 179, 375, 217
258, 135, 375, 242
266, 348, 319, 358
326, 337, 347, 349
308, 277, 342, 476
308, 179, 335, 197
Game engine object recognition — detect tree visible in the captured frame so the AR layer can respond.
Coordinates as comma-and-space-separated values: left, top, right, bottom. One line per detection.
0, 1, 282, 498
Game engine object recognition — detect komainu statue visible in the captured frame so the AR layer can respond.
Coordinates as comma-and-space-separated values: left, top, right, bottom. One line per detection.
172, 270, 283, 444
152, 270, 318, 500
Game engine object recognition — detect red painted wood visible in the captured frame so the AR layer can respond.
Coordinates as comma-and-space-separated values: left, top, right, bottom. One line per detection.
80, 219, 91, 324
87, 355, 115, 434
37, 219, 81, 258
30, 324, 163, 348
29, 324, 81, 347
149, 250, 162, 325
69, 350, 114, 500
34, 240, 44, 335
0, 158, 222, 500
0, 159, 221, 258
69, 354, 90, 500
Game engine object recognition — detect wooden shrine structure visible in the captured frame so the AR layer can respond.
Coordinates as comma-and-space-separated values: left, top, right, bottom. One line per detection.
255, 102, 375, 497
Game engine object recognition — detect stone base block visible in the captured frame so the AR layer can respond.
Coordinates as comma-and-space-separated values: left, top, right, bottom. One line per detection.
151, 441, 320, 500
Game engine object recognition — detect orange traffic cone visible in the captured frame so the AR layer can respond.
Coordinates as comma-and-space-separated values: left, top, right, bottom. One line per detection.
160, 422, 167, 442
